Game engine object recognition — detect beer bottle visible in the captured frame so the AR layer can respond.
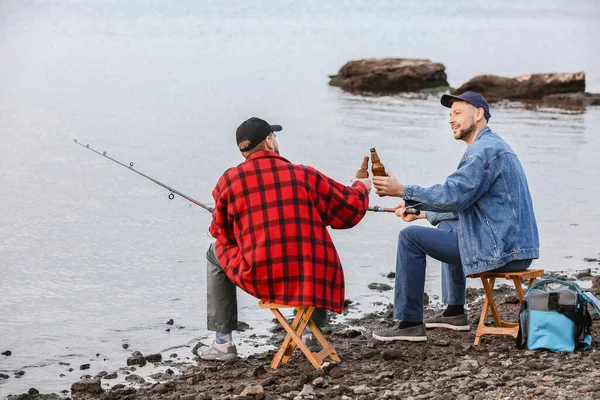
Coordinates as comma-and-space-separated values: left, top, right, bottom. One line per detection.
370, 148, 387, 177
355, 156, 369, 179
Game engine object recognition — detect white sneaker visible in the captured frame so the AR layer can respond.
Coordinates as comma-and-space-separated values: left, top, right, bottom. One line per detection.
199, 341, 238, 361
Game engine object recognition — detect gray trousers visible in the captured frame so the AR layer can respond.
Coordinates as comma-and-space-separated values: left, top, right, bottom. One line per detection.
206, 243, 326, 332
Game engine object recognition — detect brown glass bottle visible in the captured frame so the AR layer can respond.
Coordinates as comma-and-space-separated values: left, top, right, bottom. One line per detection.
370, 148, 387, 177
355, 156, 369, 178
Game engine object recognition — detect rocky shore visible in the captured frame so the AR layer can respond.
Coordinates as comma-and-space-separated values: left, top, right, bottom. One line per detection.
6, 271, 600, 400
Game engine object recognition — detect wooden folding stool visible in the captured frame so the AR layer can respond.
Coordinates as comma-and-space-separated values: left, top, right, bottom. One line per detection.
259, 301, 340, 369
468, 269, 544, 345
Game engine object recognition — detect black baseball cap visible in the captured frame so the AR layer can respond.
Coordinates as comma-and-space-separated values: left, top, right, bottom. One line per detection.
441, 91, 491, 121
236, 117, 282, 152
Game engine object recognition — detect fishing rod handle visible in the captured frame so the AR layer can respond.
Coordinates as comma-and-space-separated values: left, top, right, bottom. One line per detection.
405, 208, 421, 215
368, 205, 421, 215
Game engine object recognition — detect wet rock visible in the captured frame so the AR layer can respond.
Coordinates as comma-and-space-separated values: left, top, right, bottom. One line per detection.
7, 394, 63, 400
144, 353, 162, 363
27, 388, 39, 395
452, 71, 585, 102
584, 258, 600, 263
127, 356, 147, 367
386, 272, 396, 279
312, 377, 328, 388
368, 283, 393, 291
540, 92, 600, 111
252, 365, 268, 377
382, 349, 403, 360
71, 378, 104, 395
296, 384, 316, 399
237, 321, 250, 331
240, 384, 264, 397
153, 382, 175, 394
79, 364, 90, 370
111, 384, 126, 390
376, 371, 394, 380
150, 372, 173, 381
423, 292, 430, 307
329, 58, 448, 94
0, 373, 9, 380
125, 374, 146, 384
259, 375, 275, 387
328, 366, 345, 379
576, 268, 593, 279
502, 295, 520, 304
104, 372, 118, 379
121, 343, 129, 350
2, 350, 12, 356
15, 370, 25, 377
166, 319, 174, 325
339, 329, 362, 338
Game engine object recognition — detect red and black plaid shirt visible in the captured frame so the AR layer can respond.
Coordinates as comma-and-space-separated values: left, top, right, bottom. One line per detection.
210, 151, 369, 313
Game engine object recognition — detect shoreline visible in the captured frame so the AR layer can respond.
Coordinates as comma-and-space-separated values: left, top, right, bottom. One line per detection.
5, 271, 600, 400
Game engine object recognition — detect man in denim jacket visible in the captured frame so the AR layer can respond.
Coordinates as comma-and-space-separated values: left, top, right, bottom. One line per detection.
371, 92, 539, 342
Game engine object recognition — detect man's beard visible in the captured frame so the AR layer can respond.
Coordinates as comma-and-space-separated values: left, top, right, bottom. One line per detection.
455, 120, 476, 140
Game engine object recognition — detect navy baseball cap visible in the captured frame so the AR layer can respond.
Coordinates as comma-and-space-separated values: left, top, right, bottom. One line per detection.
236, 117, 282, 152
441, 91, 491, 121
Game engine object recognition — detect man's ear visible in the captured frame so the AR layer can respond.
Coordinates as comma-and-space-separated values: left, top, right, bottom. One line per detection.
265, 134, 275, 151
475, 107, 485, 122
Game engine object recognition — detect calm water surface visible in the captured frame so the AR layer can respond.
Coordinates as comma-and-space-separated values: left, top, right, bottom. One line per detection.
1, 0, 599, 397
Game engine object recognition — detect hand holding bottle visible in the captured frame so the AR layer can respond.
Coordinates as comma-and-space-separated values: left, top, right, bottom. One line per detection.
372, 174, 404, 197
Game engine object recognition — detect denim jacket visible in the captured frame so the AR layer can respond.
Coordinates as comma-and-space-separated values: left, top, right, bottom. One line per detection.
403, 126, 539, 275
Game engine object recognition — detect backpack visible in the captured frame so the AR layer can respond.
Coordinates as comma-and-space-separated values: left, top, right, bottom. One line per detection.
516, 278, 600, 352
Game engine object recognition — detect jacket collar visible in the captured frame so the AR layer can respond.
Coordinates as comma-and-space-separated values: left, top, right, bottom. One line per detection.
475, 126, 492, 142
245, 150, 291, 164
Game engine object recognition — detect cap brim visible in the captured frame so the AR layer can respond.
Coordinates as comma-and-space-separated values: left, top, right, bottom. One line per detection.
440, 94, 463, 108
270, 125, 282, 132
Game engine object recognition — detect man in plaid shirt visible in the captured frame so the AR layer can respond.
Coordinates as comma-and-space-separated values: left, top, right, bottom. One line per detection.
200, 117, 371, 360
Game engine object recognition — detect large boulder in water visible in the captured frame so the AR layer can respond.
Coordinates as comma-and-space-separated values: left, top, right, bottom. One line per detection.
452, 72, 586, 102
329, 58, 448, 94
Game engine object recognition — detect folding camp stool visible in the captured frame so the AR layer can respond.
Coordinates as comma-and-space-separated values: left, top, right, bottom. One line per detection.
468, 269, 544, 346
258, 301, 340, 369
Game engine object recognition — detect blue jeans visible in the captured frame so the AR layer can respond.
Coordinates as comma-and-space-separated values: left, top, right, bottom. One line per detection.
394, 220, 532, 321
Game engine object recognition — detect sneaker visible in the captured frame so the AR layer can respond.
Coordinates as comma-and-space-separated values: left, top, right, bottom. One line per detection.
372, 323, 427, 342
302, 334, 321, 352
424, 312, 470, 331
199, 341, 238, 361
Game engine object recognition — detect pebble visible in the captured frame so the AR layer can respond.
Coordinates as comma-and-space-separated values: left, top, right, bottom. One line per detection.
368, 282, 393, 291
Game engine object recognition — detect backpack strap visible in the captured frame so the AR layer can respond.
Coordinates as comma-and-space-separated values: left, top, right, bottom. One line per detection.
556, 305, 592, 327
582, 292, 600, 315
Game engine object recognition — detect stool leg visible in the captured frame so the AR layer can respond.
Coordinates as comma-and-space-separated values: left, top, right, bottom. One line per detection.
513, 278, 526, 302
474, 278, 490, 346
482, 277, 502, 327
307, 320, 341, 363
281, 307, 313, 365
270, 308, 305, 369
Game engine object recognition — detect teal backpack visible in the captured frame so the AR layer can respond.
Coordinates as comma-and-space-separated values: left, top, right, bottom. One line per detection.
516, 278, 600, 352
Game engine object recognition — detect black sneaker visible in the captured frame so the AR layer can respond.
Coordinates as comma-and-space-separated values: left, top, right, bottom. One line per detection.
372, 323, 427, 342
424, 312, 470, 331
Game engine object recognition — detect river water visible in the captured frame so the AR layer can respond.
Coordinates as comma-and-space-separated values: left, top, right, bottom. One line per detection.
1, 0, 599, 397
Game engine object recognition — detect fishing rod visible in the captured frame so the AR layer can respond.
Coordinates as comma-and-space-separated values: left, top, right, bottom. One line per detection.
368, 205, 420, 215
74, 140, 214, 213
